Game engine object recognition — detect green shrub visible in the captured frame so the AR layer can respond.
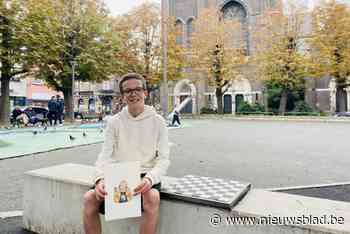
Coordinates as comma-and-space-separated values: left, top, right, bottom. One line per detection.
292, 101, 314, 113
237, 111, 274, 115
237, 101, 265, 113
200, 107, 217, 114
320, 111, 329, 117
285, 112, 320, 116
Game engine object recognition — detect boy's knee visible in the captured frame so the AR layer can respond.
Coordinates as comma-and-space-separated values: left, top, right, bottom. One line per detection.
143, 189, 160, 213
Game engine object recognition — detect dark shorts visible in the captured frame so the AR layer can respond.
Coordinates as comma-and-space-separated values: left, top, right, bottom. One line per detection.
91, 173, 161, 215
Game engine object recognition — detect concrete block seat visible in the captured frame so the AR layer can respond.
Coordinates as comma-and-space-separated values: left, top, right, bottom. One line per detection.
24, 164, 350, 234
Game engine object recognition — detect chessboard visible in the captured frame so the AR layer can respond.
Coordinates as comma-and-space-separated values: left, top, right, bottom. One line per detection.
161, 175, 251, 209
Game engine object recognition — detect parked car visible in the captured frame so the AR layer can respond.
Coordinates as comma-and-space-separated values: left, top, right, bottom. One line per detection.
334, 112, 350, 117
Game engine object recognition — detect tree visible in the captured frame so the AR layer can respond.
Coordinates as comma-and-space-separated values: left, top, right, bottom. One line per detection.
0, 0, 30, 126
112, 15, 143, 75
252, 3, 311, 115
125, 2, 161, 92
113, 4, 185, 104
22, 0, 122, 121
157, 16, 186, 83
188, 7, 247, 114
309, 0, 350, 112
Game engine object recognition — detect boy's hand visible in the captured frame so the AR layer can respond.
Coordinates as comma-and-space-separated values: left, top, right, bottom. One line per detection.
134, 178, 152, 195
95, 179, 107, 201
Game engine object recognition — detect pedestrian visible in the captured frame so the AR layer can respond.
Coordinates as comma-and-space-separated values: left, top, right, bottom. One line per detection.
83, 73, 170, 234
48, 96, 58, 126
172, 107, 181, 126
56, 95, 64, 126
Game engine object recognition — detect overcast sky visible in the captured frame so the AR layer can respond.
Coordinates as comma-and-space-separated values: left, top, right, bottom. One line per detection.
104, 0, 349, 16
104, 0, 160, 16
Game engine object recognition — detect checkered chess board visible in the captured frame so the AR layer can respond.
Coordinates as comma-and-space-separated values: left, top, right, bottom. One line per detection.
161, 175, 251, 209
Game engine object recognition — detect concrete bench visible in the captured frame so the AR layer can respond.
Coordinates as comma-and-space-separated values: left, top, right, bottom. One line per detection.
24, 163, 350, 234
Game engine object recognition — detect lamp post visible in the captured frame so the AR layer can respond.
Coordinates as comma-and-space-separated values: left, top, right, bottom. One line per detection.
70, 60, 77, 122
161, 0, 169, 119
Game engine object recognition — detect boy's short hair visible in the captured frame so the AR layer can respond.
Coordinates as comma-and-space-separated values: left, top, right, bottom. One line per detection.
119, 73, 147, 94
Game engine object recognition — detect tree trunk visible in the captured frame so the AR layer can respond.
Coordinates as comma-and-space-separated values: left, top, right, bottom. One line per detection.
63, 89, 74, 123
0, 16, 12, 126
216, 87, 223, 114
336, 87, 347, 112
279, 90, 288, 115
0, 77, 11, 126
145, 84, 152, 105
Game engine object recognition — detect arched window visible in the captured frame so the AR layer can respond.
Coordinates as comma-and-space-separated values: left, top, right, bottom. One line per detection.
175, 19, 184, 45
221, 1, 249, 54
186, 18, 194, 45
222, 1, 247, 22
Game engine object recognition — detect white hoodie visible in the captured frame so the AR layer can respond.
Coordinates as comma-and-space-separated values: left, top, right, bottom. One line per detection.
94, 105, 170, 185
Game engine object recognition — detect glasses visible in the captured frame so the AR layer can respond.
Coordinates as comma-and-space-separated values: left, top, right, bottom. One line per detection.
122, 87, 144, 95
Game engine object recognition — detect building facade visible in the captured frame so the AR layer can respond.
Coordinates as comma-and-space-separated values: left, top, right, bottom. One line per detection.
167, 0, 279, 114
26, 78, 62, 107
4, 76, 120, 115
168, 0, 344, 114
75, 77, 121, 115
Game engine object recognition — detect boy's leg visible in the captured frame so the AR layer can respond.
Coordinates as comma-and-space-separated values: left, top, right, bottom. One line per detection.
83, 189, 103, 234
140, 189, 160, 234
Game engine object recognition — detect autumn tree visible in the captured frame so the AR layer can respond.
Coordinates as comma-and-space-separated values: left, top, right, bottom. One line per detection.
309, 0, 350, 112
252, 3, 311, 115
112, 15, 143, 75
126, 2, 161, 87
188, 7, 247, 114
0, 0, 30, 126
158, 16, 186, 83
22, 0, 122, 121
114, 4, 185, 104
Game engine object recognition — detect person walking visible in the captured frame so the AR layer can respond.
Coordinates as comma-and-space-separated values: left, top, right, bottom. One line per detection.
172, 109, 181, 126
48, 96, 58, 126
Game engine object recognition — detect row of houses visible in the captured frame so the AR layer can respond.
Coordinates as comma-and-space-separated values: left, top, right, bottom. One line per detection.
5, 77, 119, 114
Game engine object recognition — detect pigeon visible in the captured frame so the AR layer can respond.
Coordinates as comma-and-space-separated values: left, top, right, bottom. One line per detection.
99, 128, 103, 133
33, 131, 38, 135
83, 132, 87, 137
69, 135, 76, 141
